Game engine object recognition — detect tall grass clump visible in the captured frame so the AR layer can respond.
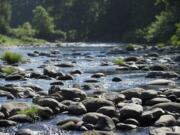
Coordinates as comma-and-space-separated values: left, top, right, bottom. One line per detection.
18, 105, 39, 119
113, 57, 126, 66
1, 51, 23, 64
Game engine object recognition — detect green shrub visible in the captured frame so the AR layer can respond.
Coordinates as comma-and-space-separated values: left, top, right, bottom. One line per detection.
171, 23, 180, 46
0, 66, 17, 75
18, 105, 39, 119
126, 44, 135, 51
113, 58, 126, 66
1, 51, 23, 64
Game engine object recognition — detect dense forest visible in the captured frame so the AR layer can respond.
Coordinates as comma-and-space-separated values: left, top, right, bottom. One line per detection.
0, 0, 179, 45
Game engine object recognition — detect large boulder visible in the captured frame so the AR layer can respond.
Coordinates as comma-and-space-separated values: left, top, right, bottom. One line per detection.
68, 102, 87, 115
141, 90, 158, 101
119, 103, 143, 119
121, 88, 144, 100
0, 120, 17, 127
82, 98, 114, 112
8, 114, 33, 123
154, 115, 176, 127
97, 106, 117, 117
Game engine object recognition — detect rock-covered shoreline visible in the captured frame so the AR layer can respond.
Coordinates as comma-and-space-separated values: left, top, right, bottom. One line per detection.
0, 44, 179, 135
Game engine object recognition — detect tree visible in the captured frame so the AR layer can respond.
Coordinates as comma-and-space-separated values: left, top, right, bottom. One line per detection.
32, 6, 55, 37
0, 0, 11, 33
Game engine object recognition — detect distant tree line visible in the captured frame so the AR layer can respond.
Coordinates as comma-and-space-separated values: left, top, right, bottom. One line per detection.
0, 0, 179, 45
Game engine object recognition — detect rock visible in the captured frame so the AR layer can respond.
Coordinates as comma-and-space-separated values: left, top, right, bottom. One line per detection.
0, 120, 17, 127
0, 132, 9, 135
152, 102, 180, 113
36, 98, 67, 113
146, 71, 179, 78
107, 48, 127, 54
97, 106, 117, 117
174, 55, 180, 62
0, 90, 14, 99
82, 98, 114, 112
15, 129, 39, 135
8, 114, 33, 123
112, 77, 122, 82
60, 88, 87, 100
140, 108, 165, 126
57, 74, 73, 80
121, 88, 144, 100
154, 115, 176, 127
68, 102, 87, 115
57, 117, 81, 126
43, 66, 63, 78
149, 127, 173, 135
147, 52, 159, 57
84, 78, 99, 83
149, 65, 168, 71
0, 112, 5, 119
96, 114, 115, 131
50, 81, 64, 86
131, 98, 142, 105
34, 105, 54, 119
145, 98, 171, 106
164, 88, 180, 98
148, 79, 176, 86
119, 103, 143, 119
124, 56, 139, 62
91, 73, 105, 78
83, 131, 117, 135
141, 90, 158, 101
82, 113, 104, 125
70, 70, 82, 75
56, 62, 74, 67
102, 92, 125, 104
124, 118, 139, 126
116, 123, 137, 130
5, 74, 24, 81
1, 102, 29, 117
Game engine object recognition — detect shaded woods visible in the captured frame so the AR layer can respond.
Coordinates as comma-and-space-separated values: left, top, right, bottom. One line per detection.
0, 0, 179, 45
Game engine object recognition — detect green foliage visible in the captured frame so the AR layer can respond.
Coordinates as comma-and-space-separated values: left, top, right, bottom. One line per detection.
0, 66, 17, 75
1, 51, 23, 64
9, 22, 36, 38
0, 0, 11, 34
126, 44, 135, 51
33, 6, 55, 36
171, 23, 180, 46
113, 58, 126, 66
18, 105, 39, 119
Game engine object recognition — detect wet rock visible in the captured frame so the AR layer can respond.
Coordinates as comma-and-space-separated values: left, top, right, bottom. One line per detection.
50, 81, 64, 85
84, 78, 99, 83
116, 123, 137, 130
121, 88, 144, 100
112, 77, 122, 82
174, 55, 180, 62
146, 71, 179, 78
82, 98, 114, 112
43, 66, 63, 78
147, 79, 176, 86
83, 131, 117, 135
141, 90, 158, 101
152, 102, 180, 113
8, 114, 33, 123
96, 114, 115, 131
0, 120, 17, 127
149, 65, 168, 71
15, 129, 39, 135
22, 84, 43, 92
91, 73, 105, 78
0, 90, 14, 99
30, 72, 50, 79
124, 56, 139, 62
56, 62, 74, 67
107, 48, 127, 54
140, 108, 165, 126
0, 112, 5, 119
34, 105, 53, 119
82, 113, 105, 125
102, 92, 125, 104
36, 98, 67, 113
68, 102, 87, 115
119, 103, 143, 119
5, 74, 24, 81
149, 127, 173, 135
97, 106, 117, 117
164, 88, 180, 98
60, 88, 87, 100
57, 74, 73, 80
147, 52, 159, 57
1, 102, 29, 117
57, 117, 81, 126
70, 70, 82, 75
145, 98, 171, 106
155, 115, 176, 127
124, 118, 139, 126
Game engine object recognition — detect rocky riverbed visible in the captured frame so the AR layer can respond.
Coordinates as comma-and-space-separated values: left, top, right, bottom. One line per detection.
0, 43, 179, 135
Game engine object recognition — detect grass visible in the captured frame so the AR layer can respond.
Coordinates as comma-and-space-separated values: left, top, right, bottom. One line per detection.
126, 43, 135, 51
157, 43, 165, 48
113, 57, 126, 66
0, 66, 17, 75
1, 51, 24, 64
0, 34, 47, 46
18, 105, 40, 119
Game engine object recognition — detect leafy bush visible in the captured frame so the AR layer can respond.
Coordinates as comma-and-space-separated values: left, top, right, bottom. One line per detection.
126, 44, 135, 51
18, 105, 39, 119
1, 51, 23, 64
113, 58, 126, 66
171, 23, 180, 46
0, 66, 17, 75
9, 22, 36, 38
